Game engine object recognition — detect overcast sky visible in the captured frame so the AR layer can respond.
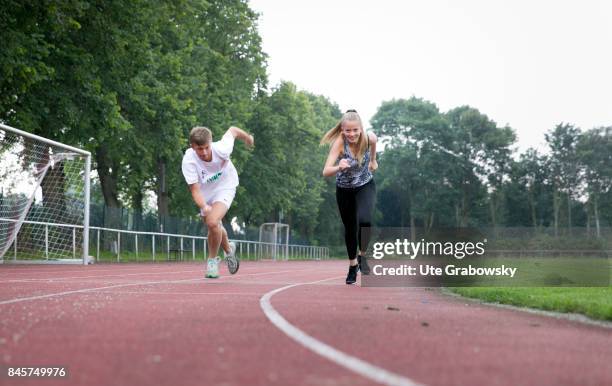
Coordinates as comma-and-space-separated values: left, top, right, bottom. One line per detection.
249, 0, 612, 152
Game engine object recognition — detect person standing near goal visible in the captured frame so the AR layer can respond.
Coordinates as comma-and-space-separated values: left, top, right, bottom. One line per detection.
321, 110, 378, 284
182, 126, 254, 278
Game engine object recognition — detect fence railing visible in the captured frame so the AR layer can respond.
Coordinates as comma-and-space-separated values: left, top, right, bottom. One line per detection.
484, 250, 611, 258
0, 218, 330, 263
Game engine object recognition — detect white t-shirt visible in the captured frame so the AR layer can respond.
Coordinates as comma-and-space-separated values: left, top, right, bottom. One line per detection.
181, 132, 239, 199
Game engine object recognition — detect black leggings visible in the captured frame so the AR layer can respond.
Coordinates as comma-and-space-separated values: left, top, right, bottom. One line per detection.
336, 179, 376, 260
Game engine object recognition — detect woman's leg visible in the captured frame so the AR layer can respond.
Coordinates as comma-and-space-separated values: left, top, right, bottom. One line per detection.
356, 180, 376, 255
336, 186, 358, 266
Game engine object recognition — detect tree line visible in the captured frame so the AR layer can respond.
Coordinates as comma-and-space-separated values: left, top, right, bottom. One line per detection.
2, 1, 610, 248
372, 98, 612, 240
1, 1, 343, 245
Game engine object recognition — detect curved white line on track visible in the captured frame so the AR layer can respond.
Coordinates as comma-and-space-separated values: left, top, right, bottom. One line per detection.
0, 269, 306, 306
260, 277, 425, 386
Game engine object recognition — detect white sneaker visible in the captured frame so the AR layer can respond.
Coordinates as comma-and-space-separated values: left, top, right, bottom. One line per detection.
226, 242, 237, 258
205, 257, 220, 278
225, 242, 240, 275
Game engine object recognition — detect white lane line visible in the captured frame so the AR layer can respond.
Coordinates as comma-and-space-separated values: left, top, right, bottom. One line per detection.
0, 270, 203, 282
96, 291, 259, 296
0, 267, 316, 283
0, 269, 211, 283
0, 265, 177, 275
0, 278, 201, 306
0, 269, 311, 306
260, 277, 425, 386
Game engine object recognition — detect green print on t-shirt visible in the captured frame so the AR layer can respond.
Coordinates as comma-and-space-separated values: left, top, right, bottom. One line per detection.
205, 171, 223, 184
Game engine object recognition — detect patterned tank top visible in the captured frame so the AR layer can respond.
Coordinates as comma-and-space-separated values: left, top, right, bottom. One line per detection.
336, 134, 373, 188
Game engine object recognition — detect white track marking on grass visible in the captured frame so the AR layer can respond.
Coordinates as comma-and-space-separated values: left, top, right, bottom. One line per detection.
260, 277, 425, 386
0, 268, 310, 306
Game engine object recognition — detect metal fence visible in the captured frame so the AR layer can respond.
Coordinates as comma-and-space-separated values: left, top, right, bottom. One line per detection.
484, 250, 612, 258
0, 218, 329, 263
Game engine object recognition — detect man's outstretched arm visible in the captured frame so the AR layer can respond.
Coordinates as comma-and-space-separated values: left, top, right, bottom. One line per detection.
228, 126, 254, 147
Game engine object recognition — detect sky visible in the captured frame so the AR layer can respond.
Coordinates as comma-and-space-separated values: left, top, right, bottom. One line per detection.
248, 0, 612, 153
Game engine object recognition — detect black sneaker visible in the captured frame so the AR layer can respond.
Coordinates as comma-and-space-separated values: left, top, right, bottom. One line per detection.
346, 264, 358, 285
358, 255, 371, 275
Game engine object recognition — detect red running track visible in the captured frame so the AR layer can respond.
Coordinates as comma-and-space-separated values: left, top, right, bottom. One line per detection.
0, 260, 610, 386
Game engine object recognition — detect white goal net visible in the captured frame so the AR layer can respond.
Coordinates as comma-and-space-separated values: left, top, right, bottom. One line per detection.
258, 222, 289, 260
0, 124, 91, 264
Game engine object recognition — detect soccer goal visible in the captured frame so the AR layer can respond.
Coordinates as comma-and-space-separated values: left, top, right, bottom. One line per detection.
0, 123, 91, 264
258, 222, 289, 260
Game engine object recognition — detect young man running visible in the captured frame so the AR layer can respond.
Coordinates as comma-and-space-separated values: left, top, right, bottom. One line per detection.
182, 126, 254, 278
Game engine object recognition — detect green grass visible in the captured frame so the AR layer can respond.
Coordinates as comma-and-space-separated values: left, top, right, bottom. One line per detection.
411, 256, 611, 286
450, 287, 612, 321
374, 254, 611, 321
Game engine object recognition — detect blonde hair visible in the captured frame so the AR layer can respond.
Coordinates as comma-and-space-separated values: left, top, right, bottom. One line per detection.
320, 110, 368, 165
189, 126, 212, 145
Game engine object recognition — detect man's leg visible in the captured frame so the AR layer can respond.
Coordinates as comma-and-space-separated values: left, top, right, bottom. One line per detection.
204, 202, 229, 258
220, 224, 231, 255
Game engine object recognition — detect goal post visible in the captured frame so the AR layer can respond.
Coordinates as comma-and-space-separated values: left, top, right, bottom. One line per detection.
0, 123, 91, 264
258, 222, 289, 260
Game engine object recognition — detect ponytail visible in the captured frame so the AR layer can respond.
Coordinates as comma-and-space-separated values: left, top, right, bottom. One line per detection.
320, 120, 343, 145
320, 110, 368, 165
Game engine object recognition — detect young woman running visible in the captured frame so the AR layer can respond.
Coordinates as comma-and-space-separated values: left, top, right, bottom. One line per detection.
321, 110, 377, 284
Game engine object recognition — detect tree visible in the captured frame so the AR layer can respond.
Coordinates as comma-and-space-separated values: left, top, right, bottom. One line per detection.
371, 97, 458, 233
372, 99, 514, 229
545, 123, 581, 236
577, 126, 612, 237
305, 93, 343, 245
444, 106, 515, 227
